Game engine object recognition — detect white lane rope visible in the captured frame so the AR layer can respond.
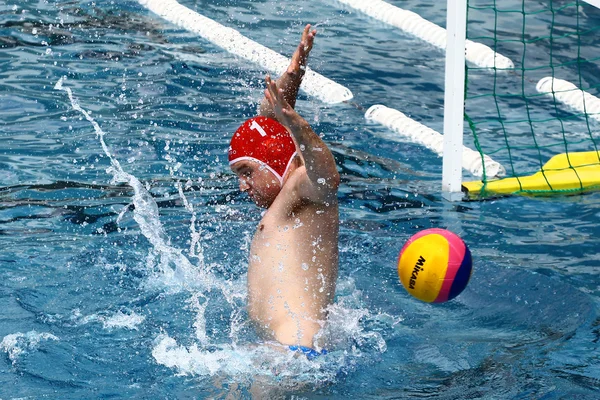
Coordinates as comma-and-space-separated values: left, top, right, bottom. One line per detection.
536, 77, 600, 123
365, 105, 505, 178
582, 0, 600, 10
138, 0, 353, 104
334, 0, 514, 70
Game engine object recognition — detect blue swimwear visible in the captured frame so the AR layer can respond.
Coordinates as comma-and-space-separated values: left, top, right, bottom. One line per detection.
288, 345, 328, 360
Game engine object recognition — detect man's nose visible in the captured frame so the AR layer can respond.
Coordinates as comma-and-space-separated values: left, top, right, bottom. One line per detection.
239, 179, 250, 192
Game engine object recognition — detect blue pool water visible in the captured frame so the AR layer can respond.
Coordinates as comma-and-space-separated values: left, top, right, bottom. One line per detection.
1, 0, 600, 398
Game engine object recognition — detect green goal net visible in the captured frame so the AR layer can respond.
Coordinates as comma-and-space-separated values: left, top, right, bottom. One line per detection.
462, 0, 600, 197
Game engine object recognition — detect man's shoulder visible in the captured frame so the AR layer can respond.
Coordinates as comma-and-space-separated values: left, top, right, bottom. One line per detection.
275, 164, 338, 211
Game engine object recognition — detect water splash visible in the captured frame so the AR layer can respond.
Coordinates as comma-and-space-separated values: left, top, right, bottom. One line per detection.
176, 180, 203, 262
55, 77, 217, 358
102, 310, 146, 330
55, 76, 210, 294
54, 78, 393, 387
150, 277, 395, 386
67, 309, 146, 331
1, 331, 59, 365
54, 77, 260, 377
151, 333, 339, 384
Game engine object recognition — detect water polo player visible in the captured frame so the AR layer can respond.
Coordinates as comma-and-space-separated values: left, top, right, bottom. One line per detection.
228, 25, 340, 355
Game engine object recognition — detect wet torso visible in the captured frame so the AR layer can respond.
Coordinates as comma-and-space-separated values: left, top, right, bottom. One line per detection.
246, 170, 339, 348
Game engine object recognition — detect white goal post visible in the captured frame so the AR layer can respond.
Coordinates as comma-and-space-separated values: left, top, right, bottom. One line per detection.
441, 0, 468, 200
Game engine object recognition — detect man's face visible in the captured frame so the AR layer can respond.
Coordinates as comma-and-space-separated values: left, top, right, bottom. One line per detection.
231, 160, 281, 208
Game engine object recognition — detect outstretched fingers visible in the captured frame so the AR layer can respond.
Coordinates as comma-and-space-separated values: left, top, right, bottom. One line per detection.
289, 24, 316, 74
259, 25, 316, 119
265, 76, 285, 109
301, 24, 316, 56
264, 75, 276, 106
265, 75, 293, 120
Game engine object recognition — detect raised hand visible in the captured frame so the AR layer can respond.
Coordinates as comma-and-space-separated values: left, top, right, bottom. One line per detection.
264, 75, 305, 130
287, 24, 317, 78
259, 24, 317, 118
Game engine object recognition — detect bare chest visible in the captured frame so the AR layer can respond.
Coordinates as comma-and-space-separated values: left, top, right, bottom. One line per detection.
248, 200, 339, 275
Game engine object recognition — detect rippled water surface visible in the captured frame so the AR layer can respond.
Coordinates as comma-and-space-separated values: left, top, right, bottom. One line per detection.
1, 0, 600, 398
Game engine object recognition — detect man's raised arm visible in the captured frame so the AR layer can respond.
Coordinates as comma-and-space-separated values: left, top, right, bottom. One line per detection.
264, 75, 339, 199
259, 24, 316, 119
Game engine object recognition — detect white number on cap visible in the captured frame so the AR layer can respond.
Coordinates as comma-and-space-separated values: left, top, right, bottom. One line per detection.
250, 120, 267, 137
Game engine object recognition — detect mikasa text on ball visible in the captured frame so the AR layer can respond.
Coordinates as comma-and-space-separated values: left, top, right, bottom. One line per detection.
398, 228, 472, 303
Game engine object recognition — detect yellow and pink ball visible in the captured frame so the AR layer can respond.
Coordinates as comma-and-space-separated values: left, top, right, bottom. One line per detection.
397, 228, 473, 303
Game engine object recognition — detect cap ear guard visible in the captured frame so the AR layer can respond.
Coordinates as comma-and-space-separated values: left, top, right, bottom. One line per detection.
229, 152, 297, 187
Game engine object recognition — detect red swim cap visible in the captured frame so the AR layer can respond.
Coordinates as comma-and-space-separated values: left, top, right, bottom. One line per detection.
229, 116, 297, 186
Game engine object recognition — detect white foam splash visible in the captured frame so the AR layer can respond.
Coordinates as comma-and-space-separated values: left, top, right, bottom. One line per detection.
102, 311, 146, 330
188, 293, 209, 345
176, 181, 204, 262
152, 334, 257, 377
66, 309, 145, 330
1, 331, 59, 365
317, 278, 394, 354
151, 278, 394, 385
151, 333, 338, 384
55, 77, 211, 294
55, 77, 218, 347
